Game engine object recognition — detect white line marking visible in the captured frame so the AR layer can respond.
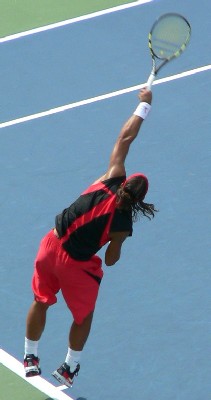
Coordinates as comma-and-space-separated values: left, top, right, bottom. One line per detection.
58, 385, 69, 391
0, 64, 210, 129
0, 0, 152, 43
0, 349, 73, 400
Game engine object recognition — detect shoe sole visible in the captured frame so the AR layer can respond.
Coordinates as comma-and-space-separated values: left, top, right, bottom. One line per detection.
52, 370, 72, 388
25, 368, 41, 377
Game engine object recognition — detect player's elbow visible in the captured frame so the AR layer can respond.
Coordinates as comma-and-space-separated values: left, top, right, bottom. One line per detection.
105, 259, 118, 267
105, 254, 120, 266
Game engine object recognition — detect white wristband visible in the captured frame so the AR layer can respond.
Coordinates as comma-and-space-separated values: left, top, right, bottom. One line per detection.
133, 102, 151, 120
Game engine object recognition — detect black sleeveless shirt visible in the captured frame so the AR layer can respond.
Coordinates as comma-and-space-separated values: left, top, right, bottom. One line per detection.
55, 176, 132, 260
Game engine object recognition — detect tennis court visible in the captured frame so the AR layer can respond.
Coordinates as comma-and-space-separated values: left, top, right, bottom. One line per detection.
0, 1, 211, 399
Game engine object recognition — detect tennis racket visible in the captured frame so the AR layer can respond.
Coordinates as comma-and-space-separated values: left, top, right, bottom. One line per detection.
146, 13, 191, 90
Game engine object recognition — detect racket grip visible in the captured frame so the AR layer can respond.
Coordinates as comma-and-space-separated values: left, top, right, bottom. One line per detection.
146, 72, 155, 90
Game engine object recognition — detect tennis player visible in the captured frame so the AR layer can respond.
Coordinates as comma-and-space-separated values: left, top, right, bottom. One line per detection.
24, 87, 156, 387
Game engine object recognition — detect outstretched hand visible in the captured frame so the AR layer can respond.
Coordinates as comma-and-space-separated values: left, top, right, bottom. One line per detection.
138, 87, 152, 105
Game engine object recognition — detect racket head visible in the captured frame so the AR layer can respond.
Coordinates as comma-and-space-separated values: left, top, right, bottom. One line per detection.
149, 13, 191, 62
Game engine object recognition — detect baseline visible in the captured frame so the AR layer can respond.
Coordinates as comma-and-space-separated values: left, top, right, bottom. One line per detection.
0, 349, 72, 400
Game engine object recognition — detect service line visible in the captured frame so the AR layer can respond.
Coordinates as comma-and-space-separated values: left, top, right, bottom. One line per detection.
0, 65, 210, 129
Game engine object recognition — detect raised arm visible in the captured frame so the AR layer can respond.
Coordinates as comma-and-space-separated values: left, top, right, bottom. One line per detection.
99, 88, 152, 182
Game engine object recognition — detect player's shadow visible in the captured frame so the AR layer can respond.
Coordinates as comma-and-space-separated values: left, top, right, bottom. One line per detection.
76, 398, 87, 400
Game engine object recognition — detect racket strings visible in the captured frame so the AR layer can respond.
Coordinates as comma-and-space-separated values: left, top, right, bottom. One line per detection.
151, 16, 190, 59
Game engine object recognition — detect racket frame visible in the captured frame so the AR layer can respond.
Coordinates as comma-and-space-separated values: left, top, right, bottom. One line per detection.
147, 13, 191, 89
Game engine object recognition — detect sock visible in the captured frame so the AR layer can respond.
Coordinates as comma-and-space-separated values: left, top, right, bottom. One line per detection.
24, 337, 39, 358
65, 348, 81, 372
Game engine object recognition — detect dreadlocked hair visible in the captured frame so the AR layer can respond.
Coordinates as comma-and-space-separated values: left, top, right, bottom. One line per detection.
131, 200, 157, 222
116, 176, 158, 222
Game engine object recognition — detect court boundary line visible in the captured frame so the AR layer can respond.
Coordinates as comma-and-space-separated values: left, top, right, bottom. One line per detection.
0, 64, 210, 130
0, 0, 152, 43
0, 348, 73, 400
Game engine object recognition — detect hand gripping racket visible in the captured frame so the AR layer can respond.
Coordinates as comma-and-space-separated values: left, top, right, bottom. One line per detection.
146, 13, 191, 90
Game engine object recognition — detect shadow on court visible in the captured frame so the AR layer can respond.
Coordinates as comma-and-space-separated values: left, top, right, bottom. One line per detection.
76, 397, 88, 400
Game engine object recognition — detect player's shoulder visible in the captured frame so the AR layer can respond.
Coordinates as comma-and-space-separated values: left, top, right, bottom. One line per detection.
93, 174, 126, 185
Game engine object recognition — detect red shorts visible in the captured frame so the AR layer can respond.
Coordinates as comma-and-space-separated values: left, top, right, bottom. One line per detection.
32, 230, 103, 324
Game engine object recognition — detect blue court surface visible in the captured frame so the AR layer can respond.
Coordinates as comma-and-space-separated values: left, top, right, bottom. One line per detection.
0, 0, 211, 399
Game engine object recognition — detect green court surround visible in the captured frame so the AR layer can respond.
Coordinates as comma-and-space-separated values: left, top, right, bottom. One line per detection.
0, 364, 52, 400
0, 0, 134, 38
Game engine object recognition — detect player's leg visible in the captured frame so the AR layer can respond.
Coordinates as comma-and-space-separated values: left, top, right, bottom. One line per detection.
52, 311, 94, 387
24, 230, 60, 377
26, 300, 49, 340
52, 255, 103, 386
24, 301, 49, 377
69, 311, 94, 350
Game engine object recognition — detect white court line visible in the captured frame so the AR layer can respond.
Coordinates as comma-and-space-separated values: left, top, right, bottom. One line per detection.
0, 0, 152, 43
0, 349, 72, 400
0, 65, 210, 130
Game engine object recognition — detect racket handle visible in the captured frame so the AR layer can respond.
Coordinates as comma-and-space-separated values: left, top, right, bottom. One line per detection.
146, 72, 155, 90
